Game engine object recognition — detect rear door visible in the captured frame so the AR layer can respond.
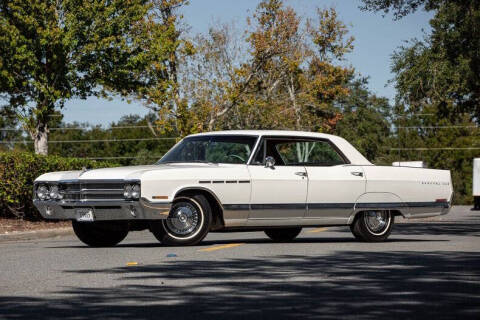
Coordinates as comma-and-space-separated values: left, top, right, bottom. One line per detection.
300, 139, 366, 222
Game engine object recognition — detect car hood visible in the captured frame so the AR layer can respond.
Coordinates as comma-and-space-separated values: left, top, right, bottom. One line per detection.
35, 163, 227, 182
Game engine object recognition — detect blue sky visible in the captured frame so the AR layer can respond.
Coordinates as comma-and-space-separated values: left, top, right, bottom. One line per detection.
61, 0, 433, 126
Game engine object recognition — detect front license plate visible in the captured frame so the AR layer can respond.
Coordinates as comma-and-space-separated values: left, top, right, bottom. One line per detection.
76, 208, 94, 222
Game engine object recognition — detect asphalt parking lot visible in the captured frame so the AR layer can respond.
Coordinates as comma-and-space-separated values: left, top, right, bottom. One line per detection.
1, 206, 479, 319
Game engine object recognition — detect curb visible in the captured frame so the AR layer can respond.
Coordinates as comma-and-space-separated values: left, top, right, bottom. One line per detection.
0, 227, 73, 242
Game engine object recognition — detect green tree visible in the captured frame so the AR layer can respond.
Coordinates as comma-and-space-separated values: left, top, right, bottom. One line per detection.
0, 0, 177, 155
236, 3, 354, 132
145, 0, 195, 136
361, 0, 480, 122
335, 78, 392, 162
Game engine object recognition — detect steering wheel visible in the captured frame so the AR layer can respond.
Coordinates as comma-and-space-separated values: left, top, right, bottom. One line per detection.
227, 154, 245, 163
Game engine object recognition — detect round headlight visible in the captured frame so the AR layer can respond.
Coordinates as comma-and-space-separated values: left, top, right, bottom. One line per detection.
124, 185, 133, 199
37, 185, 50, 200
131, 184, 140, 199
49, 185, 62, 200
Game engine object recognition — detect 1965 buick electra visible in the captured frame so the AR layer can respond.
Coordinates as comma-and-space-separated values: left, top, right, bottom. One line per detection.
33, 130, 453, 246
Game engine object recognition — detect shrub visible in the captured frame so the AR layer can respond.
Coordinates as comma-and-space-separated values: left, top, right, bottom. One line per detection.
0, 152, 118, 220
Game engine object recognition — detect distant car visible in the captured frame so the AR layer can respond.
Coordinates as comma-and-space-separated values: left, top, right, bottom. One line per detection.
33, 130, 453, 247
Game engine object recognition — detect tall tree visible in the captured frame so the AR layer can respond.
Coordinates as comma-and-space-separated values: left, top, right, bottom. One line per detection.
157, 0, 355, 136
145, 0, 195, 136
0, 0, 176, 154
228, 2, 354, 132
361, 0, 480, 122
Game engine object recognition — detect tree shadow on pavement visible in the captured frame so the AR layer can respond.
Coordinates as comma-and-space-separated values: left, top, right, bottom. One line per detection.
1, 250, 479, 319
393, 222, 480, 236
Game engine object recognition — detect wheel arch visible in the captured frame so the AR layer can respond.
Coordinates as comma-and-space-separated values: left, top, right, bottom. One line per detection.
173, 186, 225, 230
348, 192, 406, 224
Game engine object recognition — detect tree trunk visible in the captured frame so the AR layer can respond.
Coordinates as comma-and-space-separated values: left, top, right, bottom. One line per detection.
287, 76, 301, 130
31, 123, 49, 155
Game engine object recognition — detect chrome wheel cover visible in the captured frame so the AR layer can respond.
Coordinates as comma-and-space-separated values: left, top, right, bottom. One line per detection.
164, 201, 201, 238
364, 210, 391, 235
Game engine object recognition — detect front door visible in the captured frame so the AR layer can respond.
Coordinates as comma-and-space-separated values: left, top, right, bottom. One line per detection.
247, 138, 308, 220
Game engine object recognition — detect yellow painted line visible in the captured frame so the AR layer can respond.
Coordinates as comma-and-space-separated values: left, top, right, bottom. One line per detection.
126, 262, 139, 266
307, 227, 328, 233
198, 243, 244, 252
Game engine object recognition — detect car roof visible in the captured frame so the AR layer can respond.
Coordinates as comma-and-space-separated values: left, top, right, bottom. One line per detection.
189, 130, 337, 139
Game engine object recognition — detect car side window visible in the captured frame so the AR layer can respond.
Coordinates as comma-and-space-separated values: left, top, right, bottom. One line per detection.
250, 138, 346, 166
251, 139, 286, 165
274, 140, 345, 166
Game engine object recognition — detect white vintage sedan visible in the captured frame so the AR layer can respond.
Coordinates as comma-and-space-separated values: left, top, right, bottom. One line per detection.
33, 130, 453, 246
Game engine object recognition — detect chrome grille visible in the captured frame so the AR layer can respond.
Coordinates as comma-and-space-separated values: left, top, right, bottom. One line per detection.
59, 181, 125, 202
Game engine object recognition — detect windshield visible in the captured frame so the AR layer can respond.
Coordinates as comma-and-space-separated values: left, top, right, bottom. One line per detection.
158, 135, 258, 164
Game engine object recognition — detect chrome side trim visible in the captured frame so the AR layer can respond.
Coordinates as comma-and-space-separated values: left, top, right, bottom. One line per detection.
251, 203, 305, 210
355, 202, 449, 209
198, 180, 250, 184
222, 202, 450, 211
221, 202, 451, 227
222, 204, 249, 227
308, 203, 354, 209
223, 204, 250, 210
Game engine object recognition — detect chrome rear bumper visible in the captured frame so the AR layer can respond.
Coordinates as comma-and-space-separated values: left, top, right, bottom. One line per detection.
33, 198, 171, 221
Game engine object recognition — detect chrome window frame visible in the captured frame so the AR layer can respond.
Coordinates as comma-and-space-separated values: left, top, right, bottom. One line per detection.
247, 135, 351, 166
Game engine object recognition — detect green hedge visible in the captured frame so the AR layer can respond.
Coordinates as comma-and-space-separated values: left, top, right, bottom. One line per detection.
0, 152, 118, 220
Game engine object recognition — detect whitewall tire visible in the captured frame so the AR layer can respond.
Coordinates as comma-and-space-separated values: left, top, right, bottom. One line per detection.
350, 210, 394, 242
150, 194, 212, 246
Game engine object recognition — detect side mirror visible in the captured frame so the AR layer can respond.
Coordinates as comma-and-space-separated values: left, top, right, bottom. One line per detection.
265, 156, 275, 169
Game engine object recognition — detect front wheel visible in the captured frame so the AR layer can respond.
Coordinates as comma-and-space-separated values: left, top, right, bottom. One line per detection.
72, 220, 129, 247
265, 227, 302, 242
350, 210, 394, 242
150, 194, 212, 246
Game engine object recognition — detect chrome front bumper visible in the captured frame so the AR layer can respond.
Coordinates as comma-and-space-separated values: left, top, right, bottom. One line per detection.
33, 198, 171, 221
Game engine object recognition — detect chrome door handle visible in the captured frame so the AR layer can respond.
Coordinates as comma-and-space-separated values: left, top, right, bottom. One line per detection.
295, 172, 307, 177
351, 171, 363, 177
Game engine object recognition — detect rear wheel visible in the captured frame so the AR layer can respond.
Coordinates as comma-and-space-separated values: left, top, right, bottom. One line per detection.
350, 210, 394, 242
150, 194, 212, 246
72, 220, 129, 247
265, 227, 302, 242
